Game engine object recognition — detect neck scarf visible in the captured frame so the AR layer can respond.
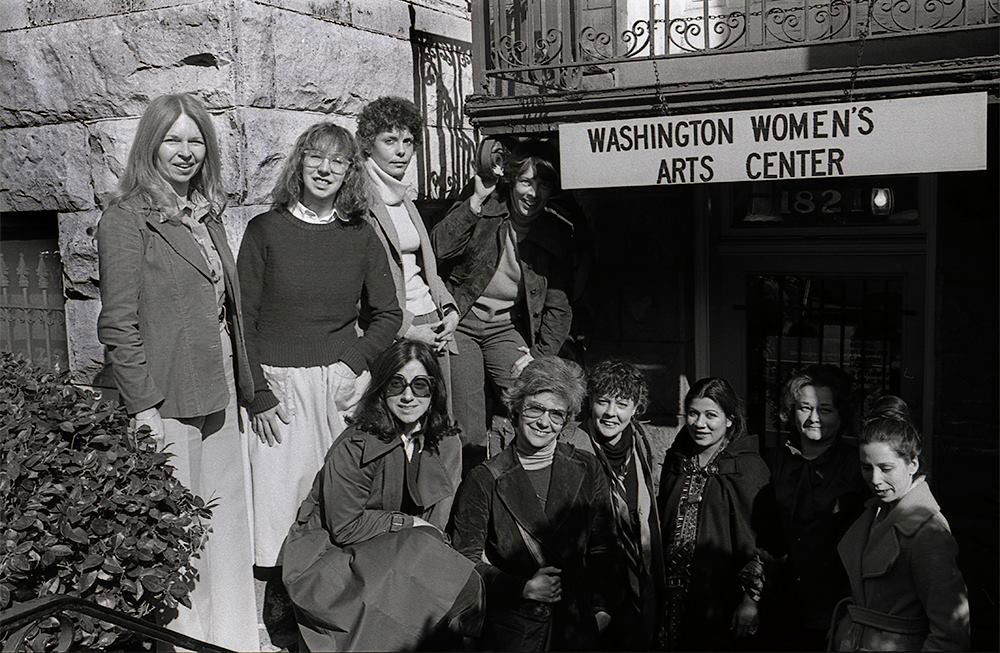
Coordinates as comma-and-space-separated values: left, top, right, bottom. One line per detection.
366, 157, 410, 207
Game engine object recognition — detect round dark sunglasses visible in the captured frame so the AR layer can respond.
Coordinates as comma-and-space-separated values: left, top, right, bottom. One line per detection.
384, 375, 435, 398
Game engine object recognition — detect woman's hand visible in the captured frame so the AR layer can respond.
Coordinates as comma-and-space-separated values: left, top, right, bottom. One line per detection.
405, 322, 441, 347
595, 611, 612, 633
435, 310, 460, 345
731, 594, 760, 639
522, 566, 562, 603
130, 407, 165, 448
252, 403, 291, 447
469, 173, 498, 215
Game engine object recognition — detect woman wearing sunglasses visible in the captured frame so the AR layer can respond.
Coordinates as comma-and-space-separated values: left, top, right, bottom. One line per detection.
281, 340, 480, 651
237, 122, 402, 569
450, 356, 616, 651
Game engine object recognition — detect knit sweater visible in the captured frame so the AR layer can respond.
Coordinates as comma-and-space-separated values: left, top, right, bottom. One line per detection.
237, 208, 402, 413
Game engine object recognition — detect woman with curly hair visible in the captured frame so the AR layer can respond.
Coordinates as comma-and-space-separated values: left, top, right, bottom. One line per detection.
450, 356, 616, 651
237, 122, 401, 568
282, 340, 481, 651
96, 93, 257, 649
355, 96, 459, 355
561, 359, 665, 650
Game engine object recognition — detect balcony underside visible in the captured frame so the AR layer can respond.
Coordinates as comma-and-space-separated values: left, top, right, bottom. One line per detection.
468, 27, 1000, 133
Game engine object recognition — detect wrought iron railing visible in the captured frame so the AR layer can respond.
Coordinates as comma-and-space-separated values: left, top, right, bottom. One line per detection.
0, 594, 231, 652
478, 0, 999, 91
0, 249, 68, 371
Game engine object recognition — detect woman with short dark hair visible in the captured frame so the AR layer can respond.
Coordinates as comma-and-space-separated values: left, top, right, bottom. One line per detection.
450, 356, 616, 651
658, 377, 772, 650
237, 122, 401, 568
832, 402, 969, 650
561, 359, 664, 650
431, 140, 574, 468
282, 340, 479, 651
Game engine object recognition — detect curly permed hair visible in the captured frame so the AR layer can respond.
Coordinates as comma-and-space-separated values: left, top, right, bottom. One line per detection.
587, 359, 649, 416
356, 96, 424, 157
503, 356, 586, 421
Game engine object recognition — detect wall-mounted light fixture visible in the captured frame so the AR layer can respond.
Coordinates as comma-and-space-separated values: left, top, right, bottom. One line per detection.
871, 187, 894, 216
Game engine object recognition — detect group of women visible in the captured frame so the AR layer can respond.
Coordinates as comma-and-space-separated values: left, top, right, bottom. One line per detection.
97, 91, 970, 651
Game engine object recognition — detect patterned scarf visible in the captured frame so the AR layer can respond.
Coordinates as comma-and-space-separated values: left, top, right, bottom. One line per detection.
661, 437, 730, 649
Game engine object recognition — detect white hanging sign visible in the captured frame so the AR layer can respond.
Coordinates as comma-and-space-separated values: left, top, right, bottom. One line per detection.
558, 92, 987, 188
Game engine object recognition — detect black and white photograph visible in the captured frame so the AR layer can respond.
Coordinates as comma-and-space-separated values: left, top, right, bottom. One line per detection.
0, 0, 996, 650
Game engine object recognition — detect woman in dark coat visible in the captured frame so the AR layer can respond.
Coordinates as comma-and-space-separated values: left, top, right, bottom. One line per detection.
430, 141, 574, 465
832, 400, 969, 651
450, 356, 617, 651
560, 359, 665, 650
281, 340, 480, 651
765, 365, 868, 650
658, 377, 772, 651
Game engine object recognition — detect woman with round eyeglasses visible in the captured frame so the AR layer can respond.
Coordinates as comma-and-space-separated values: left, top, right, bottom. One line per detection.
657, 377, 773, 651
282, 340, 480, 651
831, 401, 969, 651
237, 122, 402, 569
450, 356, 616, 651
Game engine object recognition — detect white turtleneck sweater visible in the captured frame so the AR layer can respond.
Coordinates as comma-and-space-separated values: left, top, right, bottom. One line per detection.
365, 159, 437, 317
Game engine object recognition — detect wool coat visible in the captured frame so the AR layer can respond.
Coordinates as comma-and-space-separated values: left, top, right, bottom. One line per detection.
834, 478, 970, 651
430, 194, 573, 358
768, 436, 868, 630
282, 425, 477, 652
450, 443, 617, 651
658, 430, 774, 650
96, 198, 254, 418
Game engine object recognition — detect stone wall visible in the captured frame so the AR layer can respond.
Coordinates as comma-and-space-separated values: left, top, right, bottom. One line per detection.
0, 0, 475, 383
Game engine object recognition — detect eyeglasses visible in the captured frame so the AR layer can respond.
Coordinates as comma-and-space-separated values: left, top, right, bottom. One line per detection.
521, 403, 568, 426
303, 150, 352, 172
385, 375, 435, 398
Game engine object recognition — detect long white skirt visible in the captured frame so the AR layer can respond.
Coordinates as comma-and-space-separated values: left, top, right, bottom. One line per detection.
248, 362, 369, 567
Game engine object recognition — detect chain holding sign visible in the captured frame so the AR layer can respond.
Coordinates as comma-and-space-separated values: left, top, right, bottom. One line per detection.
558, 93, 987, 189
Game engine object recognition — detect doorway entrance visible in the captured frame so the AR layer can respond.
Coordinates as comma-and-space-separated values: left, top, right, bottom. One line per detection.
699, 175, 933, 453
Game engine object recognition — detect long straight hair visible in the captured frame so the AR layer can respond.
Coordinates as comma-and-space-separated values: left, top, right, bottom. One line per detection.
269, 122, 368, 222
349, 340, 458, 453
115, 93, 226, 213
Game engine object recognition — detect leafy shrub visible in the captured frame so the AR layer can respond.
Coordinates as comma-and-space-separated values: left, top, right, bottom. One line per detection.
0, 353, 213, 650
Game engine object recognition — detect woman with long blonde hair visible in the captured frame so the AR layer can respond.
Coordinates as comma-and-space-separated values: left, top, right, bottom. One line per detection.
97, 93, 257, 649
